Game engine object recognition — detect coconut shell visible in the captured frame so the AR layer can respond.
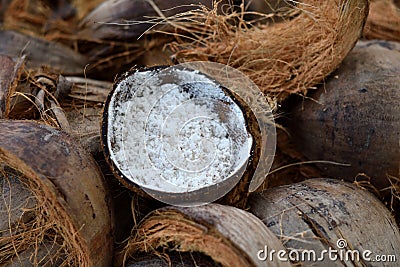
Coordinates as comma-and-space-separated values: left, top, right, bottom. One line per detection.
79, 0, 229, 41
73, 0, 105, 20
0, 55, 24, 119
126, 252, 218, 267
120, 203, 291, 267
101, 66, 264, 207
0, 30, 87, 75
3, 0, 77, 38
240, 0, 294, 22
364, 0, 400, 42
287, 41, 400, 193
167, 0, 369, 102
0, 120, 113, 267
66, 105, 104, 155
248, 178, 400, 266
0, 167, 36, 237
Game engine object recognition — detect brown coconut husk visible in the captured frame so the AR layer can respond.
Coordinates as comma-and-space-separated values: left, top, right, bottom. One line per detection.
119, 203, 291, 267
248, 178, 400, 266
286, 40, 400, 197
6, 67, 110, 134
0, 120, 113, 267
162, 0, 369, 102
73, 0, 105, 21
2, 0, 80, 45
2, 0, 107, 42
387, 175, 400, 224
364, 0, 400, 42
126, 251, 218, 267
1, 166, 67, 266
1, 0, 141, 80
6, 68, 77, 130
100, 65, 267, 208
60, 76, 112, 154
0, 55, 24, 119
4, 241, 65, 267
0, 30, 88, 75
78, 0, 231, 41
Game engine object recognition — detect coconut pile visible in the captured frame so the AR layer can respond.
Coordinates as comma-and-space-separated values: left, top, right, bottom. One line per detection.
0, 0, 399, 266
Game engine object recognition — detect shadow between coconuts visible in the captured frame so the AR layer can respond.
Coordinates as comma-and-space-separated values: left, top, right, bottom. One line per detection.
100, 66, 261, 207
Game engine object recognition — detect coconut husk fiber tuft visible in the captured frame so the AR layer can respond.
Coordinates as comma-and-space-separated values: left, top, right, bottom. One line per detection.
364, 0, 400, 42
164, 0, 369, 102
0, 120, 113, 266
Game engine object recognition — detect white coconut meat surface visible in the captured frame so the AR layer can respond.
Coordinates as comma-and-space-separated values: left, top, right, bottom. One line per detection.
106, 67, 253, 194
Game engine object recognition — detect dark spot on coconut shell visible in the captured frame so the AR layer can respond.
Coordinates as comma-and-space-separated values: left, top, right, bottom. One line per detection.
300, 212, 328, 239
332, 200, 350, 216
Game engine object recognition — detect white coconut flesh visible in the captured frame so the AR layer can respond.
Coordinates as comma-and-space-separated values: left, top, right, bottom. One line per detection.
107, 67, 253, 193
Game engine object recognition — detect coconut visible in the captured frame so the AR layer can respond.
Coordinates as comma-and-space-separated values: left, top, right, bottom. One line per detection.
78, 0, 230, 41
2, 0, 77, 38
0, 30, 87, 75
364, 0, 400, 42
0, 55, 24, 119
101, 65, 265, 207
164, 0, 369, 102
248, 178, 400, 266
0, 166, 36, 241
0, 120, 113, 266
287, 40, 400, 194
240, 0, 294, 22
65, 105, 104, 155
3, 242, 65, 267
119, 203, 291, 267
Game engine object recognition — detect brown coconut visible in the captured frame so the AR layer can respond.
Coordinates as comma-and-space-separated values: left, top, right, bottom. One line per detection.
0, 120, 113, 266
78, 0, 230, 41
165, 0, 369, 102
364, 0, 400, 42
119, 203, 291, 267
287, 40, 400, 194
0, 166, 36, 241
248, 178, 400, 266
0, 30, 87, 75
240, 0, 294, 22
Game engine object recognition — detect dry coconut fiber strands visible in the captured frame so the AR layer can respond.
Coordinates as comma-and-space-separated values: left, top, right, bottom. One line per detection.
160, 0, 369, 102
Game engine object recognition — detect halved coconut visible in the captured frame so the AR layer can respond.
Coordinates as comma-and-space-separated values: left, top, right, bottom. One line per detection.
102, 66, 258, 206
119, 203, 291, 267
